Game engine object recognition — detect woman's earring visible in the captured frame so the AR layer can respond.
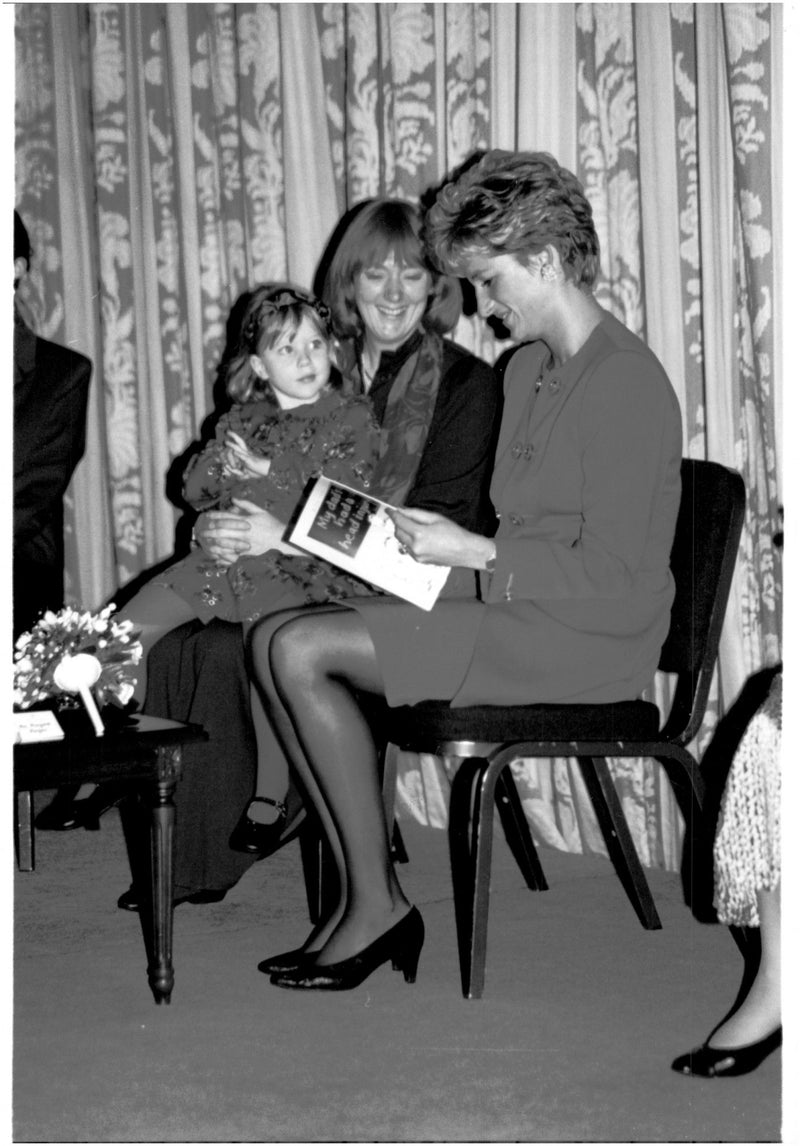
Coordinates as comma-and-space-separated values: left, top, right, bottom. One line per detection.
541, 264, 556, 283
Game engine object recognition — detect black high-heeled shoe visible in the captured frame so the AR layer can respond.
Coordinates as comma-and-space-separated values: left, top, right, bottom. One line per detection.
671, 1026, 782, 1077
229, 797, 287, 854
269, 906, 424, 991
34, 782, 128, 832
257, 947, 315, 975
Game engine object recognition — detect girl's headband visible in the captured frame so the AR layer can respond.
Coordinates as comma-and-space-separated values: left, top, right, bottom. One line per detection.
241, 287, 333, 351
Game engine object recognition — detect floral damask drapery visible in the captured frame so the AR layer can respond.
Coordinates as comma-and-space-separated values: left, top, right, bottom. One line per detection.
14, 3, 782, 871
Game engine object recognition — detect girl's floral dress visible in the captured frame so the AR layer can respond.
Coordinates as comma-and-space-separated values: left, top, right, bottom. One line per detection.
160, 388, 382, 625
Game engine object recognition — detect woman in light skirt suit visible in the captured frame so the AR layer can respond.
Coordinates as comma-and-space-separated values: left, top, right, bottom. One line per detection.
248, 150, 683, 992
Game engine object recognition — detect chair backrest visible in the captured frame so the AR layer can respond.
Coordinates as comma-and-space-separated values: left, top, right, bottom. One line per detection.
658, 458, 745, 744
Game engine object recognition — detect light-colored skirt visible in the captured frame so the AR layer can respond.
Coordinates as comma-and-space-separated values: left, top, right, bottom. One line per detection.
713, 672, 782, 927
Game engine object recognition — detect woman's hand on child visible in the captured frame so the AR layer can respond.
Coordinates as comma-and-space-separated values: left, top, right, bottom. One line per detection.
229, 499, 304, 557
194, 511, 251, 566
388, 507, 495, 570
195, 501, 302, 562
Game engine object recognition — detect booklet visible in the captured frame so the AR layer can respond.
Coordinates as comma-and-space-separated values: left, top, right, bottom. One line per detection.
288, 476, 450, 610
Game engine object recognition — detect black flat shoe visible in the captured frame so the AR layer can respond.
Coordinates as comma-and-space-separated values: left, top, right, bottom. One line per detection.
269, 906, 424, 991
229, 797, 287, 854
35, 782, 128, 832
671, 1026, 782, 1077
117, 886, 228, 912
257, 947, 316, 975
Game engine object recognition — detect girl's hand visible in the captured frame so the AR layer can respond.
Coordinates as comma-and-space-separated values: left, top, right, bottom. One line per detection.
224, 431, 272, 477
388, 507, 495, 570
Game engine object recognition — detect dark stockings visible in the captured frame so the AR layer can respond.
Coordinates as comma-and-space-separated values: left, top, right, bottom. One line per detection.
249, 607, 410, 964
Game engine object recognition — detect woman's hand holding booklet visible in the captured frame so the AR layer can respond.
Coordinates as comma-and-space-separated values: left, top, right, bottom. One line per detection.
288, 475, 450, 610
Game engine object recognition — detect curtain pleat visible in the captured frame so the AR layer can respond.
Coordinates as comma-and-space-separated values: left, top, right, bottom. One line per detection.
516, 2, 576, 165
281, 4, 339, 288
634, 5, 688, 423
49, 6, 116, 612
14, 2, 782, 873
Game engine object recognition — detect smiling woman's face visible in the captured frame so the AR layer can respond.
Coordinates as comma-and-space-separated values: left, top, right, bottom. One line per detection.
354, 252, 432, 353
461, 249, 547, 344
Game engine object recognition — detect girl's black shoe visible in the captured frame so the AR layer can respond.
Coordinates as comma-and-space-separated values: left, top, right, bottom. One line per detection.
269, 906, 424, 991
33, 786, 83, 830
671, 1026, 782, 1077
229, 797, 287, 854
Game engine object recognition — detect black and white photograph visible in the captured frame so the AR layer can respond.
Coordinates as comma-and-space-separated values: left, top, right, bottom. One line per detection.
11, 3, 789, 1142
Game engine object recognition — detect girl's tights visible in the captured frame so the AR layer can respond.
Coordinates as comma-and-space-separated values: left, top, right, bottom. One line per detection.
250, 606, 410, 964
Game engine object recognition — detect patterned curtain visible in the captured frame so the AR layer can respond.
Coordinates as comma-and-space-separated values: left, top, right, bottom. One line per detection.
14, 3, 782, 872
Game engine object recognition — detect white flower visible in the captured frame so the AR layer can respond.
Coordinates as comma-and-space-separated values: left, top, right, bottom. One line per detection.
115, 681, 135, 706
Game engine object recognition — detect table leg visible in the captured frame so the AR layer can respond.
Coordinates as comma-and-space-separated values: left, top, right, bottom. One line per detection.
16, 790, 35, 872
148, 745, 182, 1004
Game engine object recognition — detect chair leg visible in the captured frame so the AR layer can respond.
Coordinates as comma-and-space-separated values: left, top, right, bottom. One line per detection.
382, 742, 399, 833
298, 818, 329, 925
390, 821, 409, 863
381, 743, 408, 863
656, 749, 705, 823
577, 756, 662, 930
16, 789, 34, 872
494, 766, 548, 891
448, 756, 499, 999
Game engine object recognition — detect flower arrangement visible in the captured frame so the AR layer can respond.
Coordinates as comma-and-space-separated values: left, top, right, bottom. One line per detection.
13, 605, 142, 712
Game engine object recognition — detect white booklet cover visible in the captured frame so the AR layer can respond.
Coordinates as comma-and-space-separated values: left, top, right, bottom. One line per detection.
288, 476, 450, 610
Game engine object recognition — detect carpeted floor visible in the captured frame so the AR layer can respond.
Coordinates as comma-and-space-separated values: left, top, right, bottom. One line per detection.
14, 797, 782, 1143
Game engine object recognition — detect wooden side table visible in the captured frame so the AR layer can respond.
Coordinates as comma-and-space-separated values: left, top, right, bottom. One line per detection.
14, 713, 207, 1005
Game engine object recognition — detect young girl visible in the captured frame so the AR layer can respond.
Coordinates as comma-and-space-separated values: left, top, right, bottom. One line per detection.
130, 283, 381, 635
107, 286, 383, 845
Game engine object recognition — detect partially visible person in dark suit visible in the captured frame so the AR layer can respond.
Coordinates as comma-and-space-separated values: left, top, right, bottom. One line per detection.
13, 210, 91, 638
14, 210, 92, 831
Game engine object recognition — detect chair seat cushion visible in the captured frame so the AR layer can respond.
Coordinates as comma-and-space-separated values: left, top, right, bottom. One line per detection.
383, 699, 662, 748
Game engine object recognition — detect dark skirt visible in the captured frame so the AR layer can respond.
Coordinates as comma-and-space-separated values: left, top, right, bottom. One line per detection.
142, 618, 259, 897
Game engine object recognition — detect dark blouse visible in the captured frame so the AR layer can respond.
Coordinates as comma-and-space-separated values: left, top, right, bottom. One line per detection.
352, 330, 500, 535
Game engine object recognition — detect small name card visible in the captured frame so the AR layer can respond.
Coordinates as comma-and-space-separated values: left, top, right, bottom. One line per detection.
14, 710, 65, 743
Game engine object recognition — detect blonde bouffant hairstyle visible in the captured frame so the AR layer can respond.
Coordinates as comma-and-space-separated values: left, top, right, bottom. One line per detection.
424, 150, 600, 289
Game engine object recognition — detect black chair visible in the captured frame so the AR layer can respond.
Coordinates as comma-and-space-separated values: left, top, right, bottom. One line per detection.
378, 458, 745, 997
